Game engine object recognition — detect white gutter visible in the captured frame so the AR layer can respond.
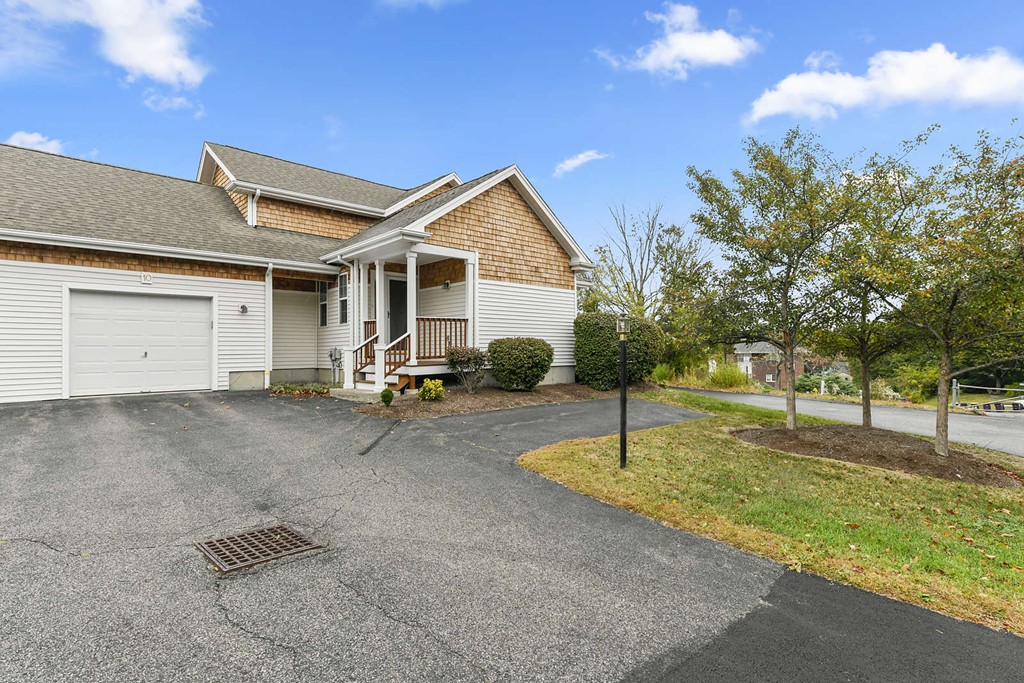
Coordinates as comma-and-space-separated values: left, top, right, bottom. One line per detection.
0, 227, 341, 275
319, 228, 429, 263
226, 181, 387, 218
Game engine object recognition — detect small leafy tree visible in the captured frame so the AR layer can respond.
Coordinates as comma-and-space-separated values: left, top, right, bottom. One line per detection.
867, 128, 1024, 455
446, 346, 489, 394
688, 128, 862, 430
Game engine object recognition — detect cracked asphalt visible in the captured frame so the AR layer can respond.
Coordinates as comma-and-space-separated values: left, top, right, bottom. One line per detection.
1, 392, 1021, 682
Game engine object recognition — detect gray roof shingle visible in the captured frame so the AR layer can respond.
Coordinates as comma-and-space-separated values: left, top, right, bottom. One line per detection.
0, 143, 344, 268
207, 142, 450, 211
330, 166, 511, 254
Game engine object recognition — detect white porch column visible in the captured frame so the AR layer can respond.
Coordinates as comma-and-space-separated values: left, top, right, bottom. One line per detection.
374, 259, 386, 345
465, 259, 477, 347
406, 251, 418, 366
359, 261, 369, 341
342, 346, 354, 389
373, 344, 387, 390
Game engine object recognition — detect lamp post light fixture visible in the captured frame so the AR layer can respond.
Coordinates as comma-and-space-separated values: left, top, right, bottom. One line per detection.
617, 314, 630, 469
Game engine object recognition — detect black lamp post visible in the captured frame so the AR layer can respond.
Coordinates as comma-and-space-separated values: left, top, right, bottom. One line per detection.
617, 314, 630, 468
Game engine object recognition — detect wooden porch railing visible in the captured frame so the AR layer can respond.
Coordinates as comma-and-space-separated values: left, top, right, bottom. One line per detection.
354, 333, 378, 373
383, 333, 411, 376
417, 317, 468, 360
363, 320, 377, 341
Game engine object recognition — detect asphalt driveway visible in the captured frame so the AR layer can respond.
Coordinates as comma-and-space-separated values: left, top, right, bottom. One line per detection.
1, 392, 1020, 682
685, 389, 1024, 457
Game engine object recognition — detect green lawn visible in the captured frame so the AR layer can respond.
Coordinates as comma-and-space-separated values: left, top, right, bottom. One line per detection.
519, 389, 1024, 634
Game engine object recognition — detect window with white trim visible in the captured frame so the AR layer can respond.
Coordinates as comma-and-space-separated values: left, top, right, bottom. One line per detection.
318, 281, 328, 327
765, 373, 775, 383
338, 273, 349, 324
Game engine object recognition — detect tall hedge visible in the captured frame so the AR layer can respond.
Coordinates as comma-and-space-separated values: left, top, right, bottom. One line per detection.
574, 313, 664, 390
488, 337, 554, 391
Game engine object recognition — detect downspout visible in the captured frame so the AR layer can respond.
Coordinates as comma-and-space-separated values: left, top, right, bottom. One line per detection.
250, 188, 261, 227
265, 262, 274, 388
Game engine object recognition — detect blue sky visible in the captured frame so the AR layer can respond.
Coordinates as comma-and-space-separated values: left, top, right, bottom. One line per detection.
4, 1, 1024, 254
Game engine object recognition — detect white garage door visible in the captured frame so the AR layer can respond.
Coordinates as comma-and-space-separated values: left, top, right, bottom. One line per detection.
69, 291, 212, 397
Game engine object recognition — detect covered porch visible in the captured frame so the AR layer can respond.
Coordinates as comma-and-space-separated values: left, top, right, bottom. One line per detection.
341, 243, 478, 391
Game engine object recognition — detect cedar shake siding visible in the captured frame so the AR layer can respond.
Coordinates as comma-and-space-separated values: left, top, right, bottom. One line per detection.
255, 197, 376, 240
418, 258, 466, 288
0, 242, 265, 281
423, 180, 575, 290
213, 165, 249, 220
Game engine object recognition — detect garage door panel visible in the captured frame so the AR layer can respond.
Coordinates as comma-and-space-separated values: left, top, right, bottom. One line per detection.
70, 291, 212, 397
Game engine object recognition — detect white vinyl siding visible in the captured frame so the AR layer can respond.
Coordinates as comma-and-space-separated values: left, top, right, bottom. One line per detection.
477, 279, 576, 366
272, 290, 317, 370
417, 282, 466, 318
0, 258, 266, 404
317, 283, 352, 369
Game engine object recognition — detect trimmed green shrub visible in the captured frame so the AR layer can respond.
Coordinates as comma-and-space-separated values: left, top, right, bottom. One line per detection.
380, 387, 394, 406
446, 346, 489, 394
488, 337, 553, 391
574, 313, 664, 390
418, 378, 445, 401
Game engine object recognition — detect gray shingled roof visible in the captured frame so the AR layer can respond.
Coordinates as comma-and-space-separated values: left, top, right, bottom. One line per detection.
207, 142, 450, 211
0, 143, 344, 267
331, 167, 511, 253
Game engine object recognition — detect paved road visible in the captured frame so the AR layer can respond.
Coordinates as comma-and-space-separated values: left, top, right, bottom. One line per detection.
1, 393, 1020, 681
686, 389, 1024, 457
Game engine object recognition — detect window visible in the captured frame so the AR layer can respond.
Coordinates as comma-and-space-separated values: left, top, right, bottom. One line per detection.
338, 273, 349, 324
318, 281, 328, 327
765, 373, 775, 383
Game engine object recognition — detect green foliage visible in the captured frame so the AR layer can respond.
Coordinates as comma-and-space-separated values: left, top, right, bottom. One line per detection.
891, 364, 941, 403
650, 363, 676, 384
446, 346, 490, 394
268, 382, 340, 396
870, 378, 903, 401
573, 313, 665, 390
488, 337, 554, 391
418, 378, 445, 401
795, 373, 858, 396
380, 387, 394, 407
707, 364, 751, 389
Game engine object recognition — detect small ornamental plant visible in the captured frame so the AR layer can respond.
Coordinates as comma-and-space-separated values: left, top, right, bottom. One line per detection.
446, 346, 489, 394
418, 378, 445, 401
380, 387, 394, 407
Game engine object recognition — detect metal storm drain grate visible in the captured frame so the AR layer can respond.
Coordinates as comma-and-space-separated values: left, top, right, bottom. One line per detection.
195, 525, 324, 573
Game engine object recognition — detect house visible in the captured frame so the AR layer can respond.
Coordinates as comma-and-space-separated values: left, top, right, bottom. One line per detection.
0, 142, 593, 403
728, 342, 805, 388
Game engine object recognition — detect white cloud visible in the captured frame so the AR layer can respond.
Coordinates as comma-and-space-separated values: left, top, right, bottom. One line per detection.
804, 50, 840, 71
142, 88, 204, 118
554, 150, 610, 178
600, 3, 759, 80
748, 43, 1024, 123
376, 0, 464, 9
5, 0, 208, 88
4, 131, 64, 153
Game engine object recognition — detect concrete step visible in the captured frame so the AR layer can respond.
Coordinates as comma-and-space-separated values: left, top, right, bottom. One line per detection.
329, 387, 381, 403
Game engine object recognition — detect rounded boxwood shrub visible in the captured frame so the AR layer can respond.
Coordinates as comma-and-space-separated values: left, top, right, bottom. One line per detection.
488, 337, 553, 391
574, 313, 664, 390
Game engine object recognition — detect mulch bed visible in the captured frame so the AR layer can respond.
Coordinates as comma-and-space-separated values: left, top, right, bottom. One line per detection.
357, 382, 660, 419
735, 425, 1023, 488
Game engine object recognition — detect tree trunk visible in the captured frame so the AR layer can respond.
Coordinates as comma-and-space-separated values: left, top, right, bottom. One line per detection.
934, 348, 953, 457
860, 347, 872, 428
783, 332, 797, 431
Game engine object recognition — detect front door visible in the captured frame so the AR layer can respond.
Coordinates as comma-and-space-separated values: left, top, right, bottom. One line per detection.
388, 278, 407, 342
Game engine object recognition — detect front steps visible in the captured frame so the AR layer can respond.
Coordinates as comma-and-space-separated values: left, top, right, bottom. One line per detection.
330, 374, 414, 403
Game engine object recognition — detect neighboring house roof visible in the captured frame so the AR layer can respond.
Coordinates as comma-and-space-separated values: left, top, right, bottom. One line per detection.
0, 143, 342, 271
201, 142, 460, 216
734, 342, 781, 355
